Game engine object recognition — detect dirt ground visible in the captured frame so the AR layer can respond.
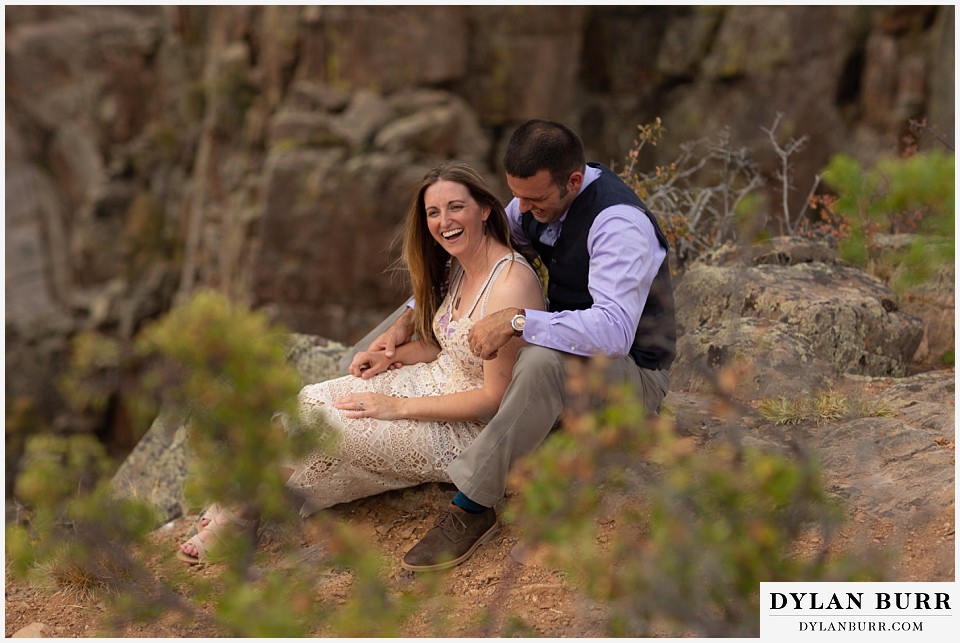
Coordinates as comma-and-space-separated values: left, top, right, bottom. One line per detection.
4, 475, 954, 638
5, 483, 604, 638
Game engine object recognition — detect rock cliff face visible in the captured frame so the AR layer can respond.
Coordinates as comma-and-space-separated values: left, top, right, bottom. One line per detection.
4, 6, 954, 462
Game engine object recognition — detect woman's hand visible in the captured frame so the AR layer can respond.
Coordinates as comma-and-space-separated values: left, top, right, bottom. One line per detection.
347, 350, 403, 379
334, 392, 406, 420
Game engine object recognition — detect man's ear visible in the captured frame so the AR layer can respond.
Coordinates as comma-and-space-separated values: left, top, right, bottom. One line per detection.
567, 171, 584, 192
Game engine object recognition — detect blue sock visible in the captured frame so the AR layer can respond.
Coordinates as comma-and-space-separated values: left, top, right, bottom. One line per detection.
452, 491, 488, 514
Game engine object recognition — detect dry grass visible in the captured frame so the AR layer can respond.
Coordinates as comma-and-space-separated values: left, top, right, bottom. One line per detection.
758, 389, 893, 426
38, 546, 130, 602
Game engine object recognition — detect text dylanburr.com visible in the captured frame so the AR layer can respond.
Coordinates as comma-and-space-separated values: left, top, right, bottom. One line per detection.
761, 582, 956, 640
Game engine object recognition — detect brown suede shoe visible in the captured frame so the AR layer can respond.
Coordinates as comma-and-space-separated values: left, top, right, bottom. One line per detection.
401, 504, 499, 572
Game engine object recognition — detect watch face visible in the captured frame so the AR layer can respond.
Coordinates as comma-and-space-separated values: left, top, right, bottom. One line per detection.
512, 315, 525, 332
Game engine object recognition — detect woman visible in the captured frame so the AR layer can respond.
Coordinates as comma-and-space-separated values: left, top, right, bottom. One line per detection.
179, 161, 545, 563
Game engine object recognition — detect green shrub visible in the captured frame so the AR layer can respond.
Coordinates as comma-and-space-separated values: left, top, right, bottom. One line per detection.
9, 290, 333, 636
132, 289, 313, 522
508, 359, 884, 637
819, 150, 954, 291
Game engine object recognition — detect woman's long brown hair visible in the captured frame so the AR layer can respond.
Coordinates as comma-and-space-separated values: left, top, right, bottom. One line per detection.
401, 161, 513, 346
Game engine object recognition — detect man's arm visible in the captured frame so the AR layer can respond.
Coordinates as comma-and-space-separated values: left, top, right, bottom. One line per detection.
470, 206, 664, 360
526, 206, 664, 357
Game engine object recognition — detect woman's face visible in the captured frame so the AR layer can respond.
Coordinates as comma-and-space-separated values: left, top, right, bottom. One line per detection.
424, 179, 490, 259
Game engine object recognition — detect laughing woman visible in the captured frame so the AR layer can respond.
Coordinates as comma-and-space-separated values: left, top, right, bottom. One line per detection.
179, 161, 545, 564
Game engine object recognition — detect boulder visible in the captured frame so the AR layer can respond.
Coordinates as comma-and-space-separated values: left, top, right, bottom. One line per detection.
672, 317, 836, 400
109, 405, 192, 520
673, 258, 924, 379
285, 333, 351, 384
705, 235, 954, 370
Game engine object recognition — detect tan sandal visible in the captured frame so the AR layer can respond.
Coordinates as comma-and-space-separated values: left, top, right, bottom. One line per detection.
176, 507, 259, 565
185, 503, 224, 538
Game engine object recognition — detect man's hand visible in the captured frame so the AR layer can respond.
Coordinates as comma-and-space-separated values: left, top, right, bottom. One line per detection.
468, 308, 520, 360
347, 350, 402, 379
348, 309, 414, 377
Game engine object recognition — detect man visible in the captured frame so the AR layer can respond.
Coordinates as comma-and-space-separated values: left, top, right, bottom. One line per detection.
350, 119, 676, 571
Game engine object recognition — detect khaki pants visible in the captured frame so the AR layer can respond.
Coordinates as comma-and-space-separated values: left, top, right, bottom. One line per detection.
446, 345, 669, 507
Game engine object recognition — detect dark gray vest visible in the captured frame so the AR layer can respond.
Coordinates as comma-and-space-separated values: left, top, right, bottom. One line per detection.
521, 163, 676, 370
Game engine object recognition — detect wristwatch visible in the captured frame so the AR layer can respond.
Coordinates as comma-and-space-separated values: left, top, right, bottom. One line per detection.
510, 309, 526, 336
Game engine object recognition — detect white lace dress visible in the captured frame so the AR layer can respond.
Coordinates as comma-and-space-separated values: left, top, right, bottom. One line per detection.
283, 252, 535, 517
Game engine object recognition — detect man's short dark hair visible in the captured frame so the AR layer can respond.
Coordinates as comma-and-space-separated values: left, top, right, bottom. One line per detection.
503, 119, 586, 188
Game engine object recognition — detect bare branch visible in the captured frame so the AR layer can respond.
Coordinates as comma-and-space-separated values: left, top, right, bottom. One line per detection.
762, 112, 809, 229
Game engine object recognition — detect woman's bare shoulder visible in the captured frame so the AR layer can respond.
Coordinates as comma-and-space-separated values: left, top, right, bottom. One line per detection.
487, 256, 545, 312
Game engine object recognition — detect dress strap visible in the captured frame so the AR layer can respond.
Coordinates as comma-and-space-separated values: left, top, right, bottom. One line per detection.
446, 262, 464, 316
465, 252, 526, 319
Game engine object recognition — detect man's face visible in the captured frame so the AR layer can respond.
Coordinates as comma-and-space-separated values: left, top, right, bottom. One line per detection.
506, 169, 583, 224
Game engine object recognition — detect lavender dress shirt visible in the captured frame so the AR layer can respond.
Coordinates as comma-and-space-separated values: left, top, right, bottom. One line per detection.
506, 165, 666, 359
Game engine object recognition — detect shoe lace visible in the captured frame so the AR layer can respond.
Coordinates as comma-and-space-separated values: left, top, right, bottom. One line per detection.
434, 507, 467, 539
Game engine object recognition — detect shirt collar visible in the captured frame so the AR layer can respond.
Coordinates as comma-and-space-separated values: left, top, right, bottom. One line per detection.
554, 164, 599, 226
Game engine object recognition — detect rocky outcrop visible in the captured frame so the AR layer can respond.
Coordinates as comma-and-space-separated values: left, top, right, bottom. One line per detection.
663, 237, 954, 577
667, 367, 955, 581
671, 238, 925, 399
